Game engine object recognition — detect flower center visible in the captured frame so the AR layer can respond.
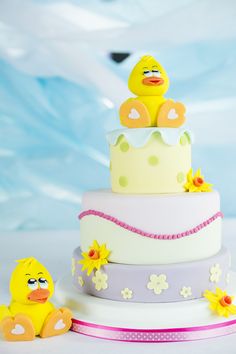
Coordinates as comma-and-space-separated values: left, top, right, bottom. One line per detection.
220, 295, 232, 307
88, 249, 99, 260
193, 177, 204, 187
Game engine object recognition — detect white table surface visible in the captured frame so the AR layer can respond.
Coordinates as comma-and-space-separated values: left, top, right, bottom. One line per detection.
0, 220, 236, 353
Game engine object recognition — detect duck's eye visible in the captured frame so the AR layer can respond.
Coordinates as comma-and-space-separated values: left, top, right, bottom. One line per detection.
152, 70, 161, 77
38, 277, 48, 289
27, 278, 38, 290
143, 70, 152, 77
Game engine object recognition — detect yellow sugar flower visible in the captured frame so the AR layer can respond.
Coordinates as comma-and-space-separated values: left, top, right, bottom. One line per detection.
79, 240, 110, 276
204, 288, 236, 317
184, 168, 212, 192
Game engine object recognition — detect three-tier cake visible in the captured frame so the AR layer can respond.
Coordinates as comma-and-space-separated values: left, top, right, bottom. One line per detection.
56, 55, 236, 342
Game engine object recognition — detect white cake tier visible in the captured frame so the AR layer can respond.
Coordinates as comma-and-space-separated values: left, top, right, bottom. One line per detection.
55, 273, 236, 342
79, 190, 222, 264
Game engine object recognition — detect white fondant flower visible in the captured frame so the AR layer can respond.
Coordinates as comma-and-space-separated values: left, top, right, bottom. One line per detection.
121, 288, 133, 300
92, 270, 108, 291
71, 258, 76, 276
226, 273, 230, 284
147, 274, 169, 295
180, 286, 192, 298
78, 276, 84, 287
210, 264, 222, 283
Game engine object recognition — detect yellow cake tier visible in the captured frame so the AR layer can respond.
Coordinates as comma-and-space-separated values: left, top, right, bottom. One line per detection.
107, 128, 192, 194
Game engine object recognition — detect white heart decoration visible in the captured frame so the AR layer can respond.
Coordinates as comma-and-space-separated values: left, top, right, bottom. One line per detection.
54, 319, 66, 330
168, 108, 178, 119
128, 108, 140, 120
11, 324, 25, 335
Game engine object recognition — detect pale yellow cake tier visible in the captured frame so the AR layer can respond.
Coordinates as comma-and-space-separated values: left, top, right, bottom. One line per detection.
108, 128, 192, 194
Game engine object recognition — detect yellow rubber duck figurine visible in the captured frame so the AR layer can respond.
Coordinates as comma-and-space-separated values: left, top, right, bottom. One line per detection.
0, 257, 72, 341
119, 55, 186, 128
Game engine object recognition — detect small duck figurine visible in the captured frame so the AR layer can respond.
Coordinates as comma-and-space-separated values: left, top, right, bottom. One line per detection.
120, 55, 186, 128
0, 257, 72, 341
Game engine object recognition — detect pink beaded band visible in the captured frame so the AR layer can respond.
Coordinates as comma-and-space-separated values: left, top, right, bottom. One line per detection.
79, 210, 223, 240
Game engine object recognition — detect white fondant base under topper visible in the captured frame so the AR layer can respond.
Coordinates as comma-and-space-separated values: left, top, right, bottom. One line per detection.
55, 272, 236, 343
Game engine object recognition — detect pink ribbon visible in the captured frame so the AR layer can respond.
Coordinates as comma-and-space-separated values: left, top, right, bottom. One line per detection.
71, 318, 236, 342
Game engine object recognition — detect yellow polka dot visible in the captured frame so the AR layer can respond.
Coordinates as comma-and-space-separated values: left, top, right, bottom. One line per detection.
177, 172, 185, 183
120, 142, 129, 152
148, 156, 159, 166
119, 176, 128, 187
109, 161, 112, 171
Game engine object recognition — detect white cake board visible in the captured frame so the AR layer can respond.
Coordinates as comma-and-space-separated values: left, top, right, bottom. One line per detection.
55, 272, 236, 343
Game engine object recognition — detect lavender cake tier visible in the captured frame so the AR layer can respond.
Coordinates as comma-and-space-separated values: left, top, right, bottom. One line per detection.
72, 247, 230, 303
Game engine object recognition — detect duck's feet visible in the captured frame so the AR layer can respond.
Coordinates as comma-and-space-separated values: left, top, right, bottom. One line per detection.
157, 100, 186, 128
119, 99, 151, 128
0, 314, 35, 341
40, 308, 72, 338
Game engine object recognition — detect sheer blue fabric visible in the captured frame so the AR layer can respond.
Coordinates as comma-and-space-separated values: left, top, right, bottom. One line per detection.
0, 0, 235, 229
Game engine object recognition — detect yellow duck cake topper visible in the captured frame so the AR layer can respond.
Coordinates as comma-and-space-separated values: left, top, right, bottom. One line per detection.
120, 55, 186, 128
0, 257, 72, 341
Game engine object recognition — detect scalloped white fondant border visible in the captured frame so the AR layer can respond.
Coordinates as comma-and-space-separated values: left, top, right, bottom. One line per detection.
106, 127, 194, 148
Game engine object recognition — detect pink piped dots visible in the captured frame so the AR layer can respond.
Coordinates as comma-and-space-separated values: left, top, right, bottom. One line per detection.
78, 210, 223, 241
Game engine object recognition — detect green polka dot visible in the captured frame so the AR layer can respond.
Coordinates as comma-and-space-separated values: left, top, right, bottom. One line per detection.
120, 142, 130, 152
180, 133, 191, 146
119, 176, 128, 187
148, 155, 159, 166
180, 135, 188, 146
177, 172, 185, 183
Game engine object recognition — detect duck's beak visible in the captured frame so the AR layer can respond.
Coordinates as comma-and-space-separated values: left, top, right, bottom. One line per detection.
142, 77, 164, 86
27, 289, 50, 304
